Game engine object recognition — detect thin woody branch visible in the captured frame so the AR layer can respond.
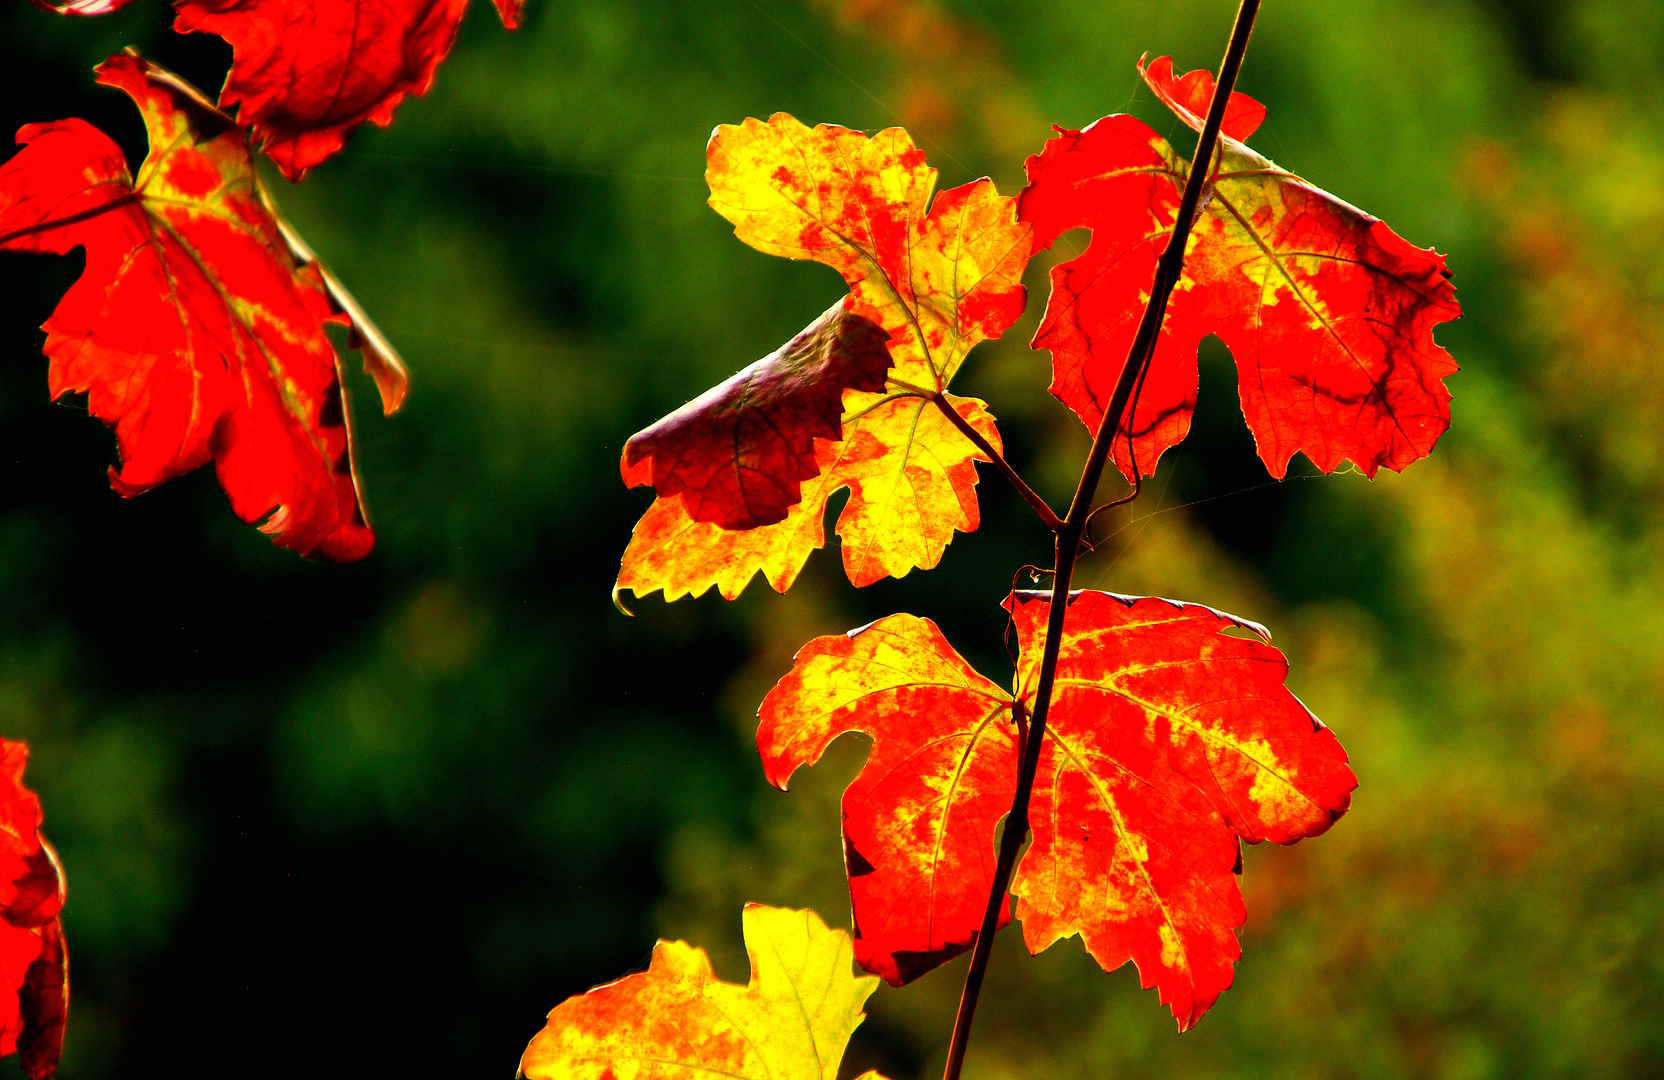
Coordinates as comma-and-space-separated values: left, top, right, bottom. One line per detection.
938, 5, 1263, 1080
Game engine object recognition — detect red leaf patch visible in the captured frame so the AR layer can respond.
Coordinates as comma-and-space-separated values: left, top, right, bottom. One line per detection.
0, 52, 407, 560
173, 0, 524, 180
1020, 55, 1459, 480
0, 742, 67, 1079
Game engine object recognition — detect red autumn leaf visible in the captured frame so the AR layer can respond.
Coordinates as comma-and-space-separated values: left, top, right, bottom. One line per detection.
518, 904, 885, 1080
0, 741, 68, 1079
17, 921, 64, 1080
757, 614, 1015, 985
1020, 54, 1460, 481
621, 300, 892, 530
616, 115, 1031, 603
0, 51, 408, 561
758, 591, 1356, 1028
1140, 54, 1266, 143
173, 0, 523, 180
1004, 590, 1356, 1027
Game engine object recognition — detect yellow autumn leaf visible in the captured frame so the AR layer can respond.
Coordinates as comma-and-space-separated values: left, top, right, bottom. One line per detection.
616, 392, 999, 602
518, 904, 886, 1080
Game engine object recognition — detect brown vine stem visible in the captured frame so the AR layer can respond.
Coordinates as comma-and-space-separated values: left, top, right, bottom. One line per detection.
938, 4, 1261, 1079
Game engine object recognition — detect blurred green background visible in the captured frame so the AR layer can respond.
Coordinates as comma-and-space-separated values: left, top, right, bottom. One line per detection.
2, 0, 1663, 1076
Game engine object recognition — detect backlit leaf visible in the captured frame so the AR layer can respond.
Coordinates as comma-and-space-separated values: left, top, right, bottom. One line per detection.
173, 0, 524, 180
757, 614, 1015, 985
1020, 55, 1459, 480
706, 114, 1029, 390
517, 904, 886, 1080
1005, 590, 1355, 1028
0, 742, 68, 1079
0, 52, 407, 561
618, 393, 998, 601
621, 300, 892, 530
616, 116, 1030, 603
757, 592, 1356, 1027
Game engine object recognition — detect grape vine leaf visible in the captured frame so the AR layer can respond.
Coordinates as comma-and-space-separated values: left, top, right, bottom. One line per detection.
172, 0, 524, 180
1020, 55, 1460, 481
757, 591, 1357, 1028
618, 390, 1001, 602
621, 299, 893, 531
0, 51, 408, 561
616, 115, 1030, 604
757, 614, 1014, 985
518, 904, 886, 1080
0, 742, 68, 1079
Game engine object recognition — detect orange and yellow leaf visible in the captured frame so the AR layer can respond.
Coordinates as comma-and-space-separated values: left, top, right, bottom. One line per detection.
617, 116, 1030, 603
619, 391, 1001, 602
518, 904, 885, 1080
1005, 590, 1355, 1028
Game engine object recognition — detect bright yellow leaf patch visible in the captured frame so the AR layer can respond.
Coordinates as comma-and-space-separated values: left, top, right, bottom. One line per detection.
518, 905, 885, 1080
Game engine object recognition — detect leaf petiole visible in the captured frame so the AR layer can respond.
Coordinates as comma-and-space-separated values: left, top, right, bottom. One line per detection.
929, 392, 1064, 533
885, 376, 1067, 533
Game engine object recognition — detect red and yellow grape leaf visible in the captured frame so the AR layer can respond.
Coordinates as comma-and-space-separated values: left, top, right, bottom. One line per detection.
617, 393, 998, 602
0, 742, 68, 1079
616, 116, 1030, 603
1020, 55, 1459, 481
172, 0, 523, 180
0, 51, 408, 561
705, 115, 1029, 391
1004, 590, 1355, 1028
518, 904, 886, 1080
621, 300, 892, 530
757, 614, 1015, 985
757, 592, 1356, 1028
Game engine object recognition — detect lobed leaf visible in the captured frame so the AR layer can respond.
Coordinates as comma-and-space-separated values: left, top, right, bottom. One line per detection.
758, 591, 1356, 1027
1005, 590, 1355, 1028
757, 614, 1015, 985
0, 742, 68, 1079
706, 114, 1029, 390
1020, 55, 1460, 481
0, 52, 407, 561
518, 904, 885, 1080
616, 116, 1031, 603
173, 0, 524, 180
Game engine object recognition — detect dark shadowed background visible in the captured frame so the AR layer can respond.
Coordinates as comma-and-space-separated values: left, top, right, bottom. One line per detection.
2, 0, 1664, 1076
